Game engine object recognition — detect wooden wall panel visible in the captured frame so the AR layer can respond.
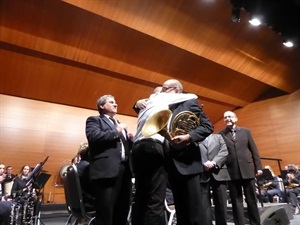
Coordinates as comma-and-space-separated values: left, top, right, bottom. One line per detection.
213, 90, 300, 175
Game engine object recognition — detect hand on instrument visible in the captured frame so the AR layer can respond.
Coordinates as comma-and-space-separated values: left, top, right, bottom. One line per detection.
170, 134, 191, 149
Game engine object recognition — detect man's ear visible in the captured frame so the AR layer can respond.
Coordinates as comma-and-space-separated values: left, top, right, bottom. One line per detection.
99, 105, 104, 110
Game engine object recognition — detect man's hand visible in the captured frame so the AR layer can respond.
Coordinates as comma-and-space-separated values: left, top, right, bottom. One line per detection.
170, 134, 191, 149
203, 161, 215, 169
136, 99, 148, 109
256, 170, 263, 176
116, 123, 127, 132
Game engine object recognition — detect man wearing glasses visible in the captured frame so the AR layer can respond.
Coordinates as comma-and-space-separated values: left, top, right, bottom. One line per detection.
160, 79, 213, 225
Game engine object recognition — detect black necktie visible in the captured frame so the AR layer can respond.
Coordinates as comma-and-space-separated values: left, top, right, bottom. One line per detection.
109, 117, 117, 126
109, 117, 129, 158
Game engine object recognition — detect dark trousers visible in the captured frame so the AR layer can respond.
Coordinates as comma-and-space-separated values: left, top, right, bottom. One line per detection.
199, 182, 213, 225
0, 201, 12, 225
131, 141, 167, 225
286, 187, 300, 207
165, 156, 202, 225
228, 179, 260, 225
199, 175, 228, 225
92, 162, 132, 225
210, 178, 228, 225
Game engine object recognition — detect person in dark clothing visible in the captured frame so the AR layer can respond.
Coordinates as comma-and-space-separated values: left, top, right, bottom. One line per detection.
86, 94, 133, 225
0, 200, 12, 225
11, 165, 31, 200
218, 111, 262, 225
76, 142, 95, 210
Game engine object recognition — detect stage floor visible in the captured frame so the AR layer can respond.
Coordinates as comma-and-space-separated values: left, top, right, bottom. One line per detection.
39, 203, 300, 225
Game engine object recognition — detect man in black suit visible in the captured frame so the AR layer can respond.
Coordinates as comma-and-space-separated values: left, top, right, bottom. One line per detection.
199, 133, 230, 225
85, 94, 133, 225
218, 111, 262, 225
161, 79, 214, 225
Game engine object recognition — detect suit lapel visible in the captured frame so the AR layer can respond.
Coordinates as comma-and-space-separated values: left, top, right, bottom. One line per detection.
102, 115, 115, 130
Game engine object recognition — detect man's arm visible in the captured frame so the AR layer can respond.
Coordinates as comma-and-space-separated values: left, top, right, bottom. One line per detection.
212, 135, 228, 167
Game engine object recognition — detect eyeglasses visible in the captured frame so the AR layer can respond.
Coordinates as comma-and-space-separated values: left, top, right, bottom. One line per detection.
162, 86, 176, 92
224, 115, 235, 119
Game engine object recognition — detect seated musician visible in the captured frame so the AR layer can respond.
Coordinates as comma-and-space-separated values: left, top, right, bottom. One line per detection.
263, 165, 283, 203
75, 143, 95, 211
283, 164, 300, 215
11, 165, 32, 200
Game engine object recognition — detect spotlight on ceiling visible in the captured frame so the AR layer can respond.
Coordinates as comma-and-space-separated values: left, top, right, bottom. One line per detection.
283, 40, 294, 48
249, 16, 261, 26
231, 7, 241, 23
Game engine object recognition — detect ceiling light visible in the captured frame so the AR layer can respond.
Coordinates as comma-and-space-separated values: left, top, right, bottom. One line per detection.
283, 40, 294, 48
249, 17, 261, 26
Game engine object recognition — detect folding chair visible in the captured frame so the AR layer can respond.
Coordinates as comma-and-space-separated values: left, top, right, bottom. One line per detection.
164, 199, 176, 225
62, 165, 95, 225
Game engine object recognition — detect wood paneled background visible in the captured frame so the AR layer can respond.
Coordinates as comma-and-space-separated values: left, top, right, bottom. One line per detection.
0, 90, 299, 203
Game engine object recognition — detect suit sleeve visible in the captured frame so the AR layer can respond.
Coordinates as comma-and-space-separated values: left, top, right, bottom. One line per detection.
247, 129, 262, 171
188, 99, 214, 142
212, 135, 228, 167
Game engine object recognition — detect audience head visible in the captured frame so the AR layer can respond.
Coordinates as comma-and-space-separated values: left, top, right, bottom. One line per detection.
161, 79, 183, 93
96, 94, 117, 116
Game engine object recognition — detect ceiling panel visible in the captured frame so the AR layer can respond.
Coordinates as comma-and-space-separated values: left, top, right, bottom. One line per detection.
0, 0, 299, 123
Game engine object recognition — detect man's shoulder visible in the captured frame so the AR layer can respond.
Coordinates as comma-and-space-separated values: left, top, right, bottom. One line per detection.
87, 115, 101, 121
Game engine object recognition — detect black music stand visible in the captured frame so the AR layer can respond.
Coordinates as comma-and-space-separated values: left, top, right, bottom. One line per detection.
26, 156, 49, 225
257, 168, 274, 181
26, 156, 49, 187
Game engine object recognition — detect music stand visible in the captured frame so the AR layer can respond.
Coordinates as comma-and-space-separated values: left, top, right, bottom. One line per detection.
25, 156, 49, 225
257, 168, 274, 181
26, 156, 49, 187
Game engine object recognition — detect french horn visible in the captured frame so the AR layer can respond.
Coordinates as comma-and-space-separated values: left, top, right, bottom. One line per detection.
141, 109, 200, 140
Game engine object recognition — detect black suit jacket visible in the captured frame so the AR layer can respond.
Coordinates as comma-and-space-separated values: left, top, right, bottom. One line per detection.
218, 126, 262, 180
168, 99, 214, 175
86, 114, 132, 180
